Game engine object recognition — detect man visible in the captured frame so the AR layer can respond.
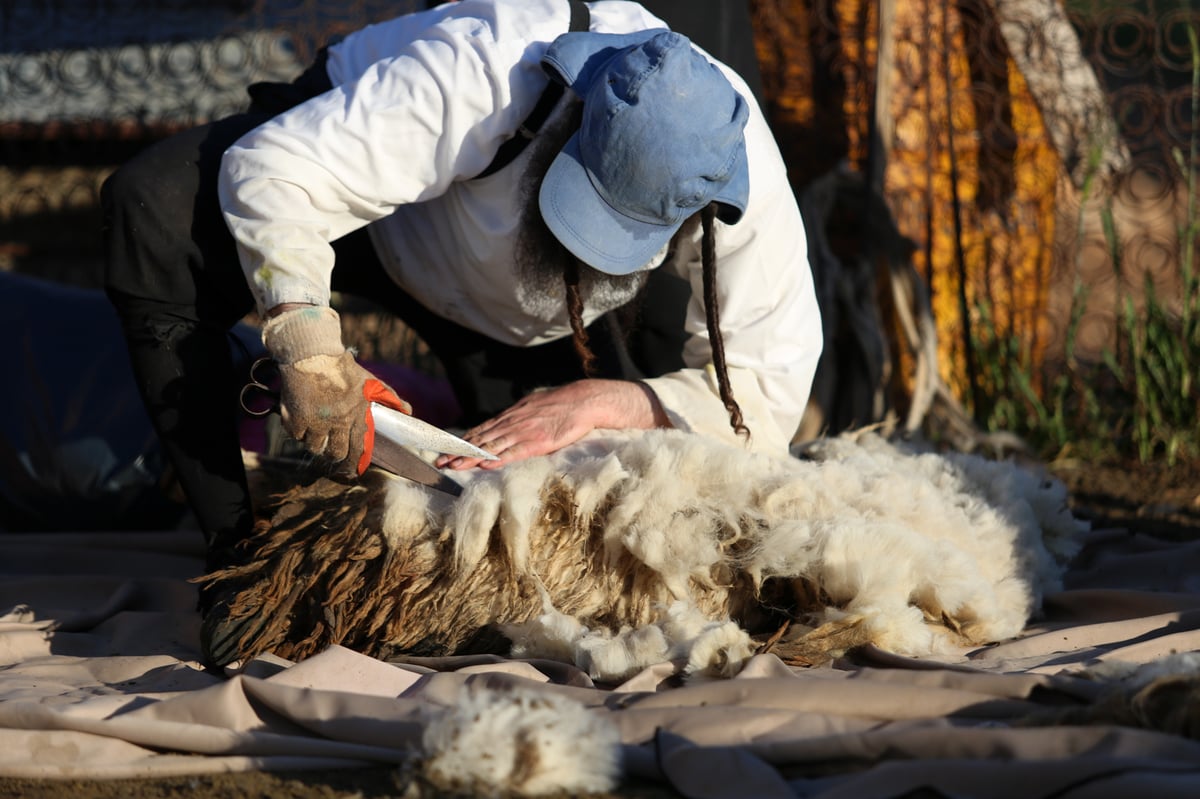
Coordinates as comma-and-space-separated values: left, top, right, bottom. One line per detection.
102, 0, 822, 665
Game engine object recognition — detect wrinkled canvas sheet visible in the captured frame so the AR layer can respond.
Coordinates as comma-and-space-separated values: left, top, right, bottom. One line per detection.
3, 526, 1200, 797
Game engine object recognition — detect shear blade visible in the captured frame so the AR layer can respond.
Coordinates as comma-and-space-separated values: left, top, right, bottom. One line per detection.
371, 435, 463, 497
370, 403, 498, 460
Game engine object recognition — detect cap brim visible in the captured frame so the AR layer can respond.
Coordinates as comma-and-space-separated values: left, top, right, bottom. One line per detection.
538, 133, 678, 276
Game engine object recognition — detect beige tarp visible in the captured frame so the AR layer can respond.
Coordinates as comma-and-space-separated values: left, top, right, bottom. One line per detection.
3, 526, 1200, 796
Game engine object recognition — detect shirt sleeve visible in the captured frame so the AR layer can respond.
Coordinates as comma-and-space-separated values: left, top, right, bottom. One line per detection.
218, 13, 547, 312
641, 112, 823, 457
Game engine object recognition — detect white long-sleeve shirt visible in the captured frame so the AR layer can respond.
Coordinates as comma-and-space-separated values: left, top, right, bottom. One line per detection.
219, 0, 822, 455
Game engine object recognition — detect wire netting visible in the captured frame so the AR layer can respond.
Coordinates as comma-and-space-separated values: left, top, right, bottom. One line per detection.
1, 0, 1195, 411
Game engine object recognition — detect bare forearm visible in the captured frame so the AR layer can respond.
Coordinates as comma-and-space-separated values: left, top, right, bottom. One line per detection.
587, 379, 671, 431
265, 301, 317, 318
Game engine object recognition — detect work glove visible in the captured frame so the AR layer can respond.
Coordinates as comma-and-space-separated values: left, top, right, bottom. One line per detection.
261, 305, 411, 476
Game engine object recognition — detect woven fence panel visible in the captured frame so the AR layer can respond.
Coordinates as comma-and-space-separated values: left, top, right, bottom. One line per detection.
0, 0, 423, 132
0, 0, 422, 284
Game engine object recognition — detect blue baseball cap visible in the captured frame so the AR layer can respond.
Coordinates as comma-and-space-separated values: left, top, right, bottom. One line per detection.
538, 30, 751, 275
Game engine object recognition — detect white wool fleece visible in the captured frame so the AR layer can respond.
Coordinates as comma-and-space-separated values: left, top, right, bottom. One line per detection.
379, 429, 1084, 678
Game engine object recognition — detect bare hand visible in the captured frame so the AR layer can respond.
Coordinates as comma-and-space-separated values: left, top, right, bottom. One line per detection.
436, 379, 669, 470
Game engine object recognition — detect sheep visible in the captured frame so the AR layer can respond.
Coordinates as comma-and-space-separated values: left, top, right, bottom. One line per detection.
202, 428, 1083, 680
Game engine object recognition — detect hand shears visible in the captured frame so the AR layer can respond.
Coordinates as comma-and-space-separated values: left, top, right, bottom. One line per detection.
239, 356, 497, 496
239, 356, 282, 418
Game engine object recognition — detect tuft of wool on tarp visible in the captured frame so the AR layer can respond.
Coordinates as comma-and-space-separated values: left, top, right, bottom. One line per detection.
416, 681, 621, 797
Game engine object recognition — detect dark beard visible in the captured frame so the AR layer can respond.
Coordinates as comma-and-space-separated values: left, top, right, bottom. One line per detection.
512, 99, 651, 324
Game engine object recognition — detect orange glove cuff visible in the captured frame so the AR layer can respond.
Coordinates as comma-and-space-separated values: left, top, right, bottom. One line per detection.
357, 378, 412, 475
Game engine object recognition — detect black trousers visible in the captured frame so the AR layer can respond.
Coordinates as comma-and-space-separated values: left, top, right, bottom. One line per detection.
102, 58, 652, 559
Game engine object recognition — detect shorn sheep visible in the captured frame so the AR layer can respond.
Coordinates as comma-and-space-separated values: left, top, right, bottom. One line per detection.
203, 429, 1084, 680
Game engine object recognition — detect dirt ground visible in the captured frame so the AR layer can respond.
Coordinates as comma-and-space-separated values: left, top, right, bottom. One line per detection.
2, 456, 1197, 799
0, 769, 406, 799
0, 769, 681, 799
1050, 455, 1200, 541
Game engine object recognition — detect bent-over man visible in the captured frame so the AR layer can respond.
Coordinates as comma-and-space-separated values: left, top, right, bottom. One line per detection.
102, 0, 822, 666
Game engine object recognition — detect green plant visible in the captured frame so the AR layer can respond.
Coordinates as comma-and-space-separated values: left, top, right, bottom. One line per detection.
1096, 26, 1200, 465
969, 22, 1200, 466
970, 282, 1113, 462
969, 136, 1111, 461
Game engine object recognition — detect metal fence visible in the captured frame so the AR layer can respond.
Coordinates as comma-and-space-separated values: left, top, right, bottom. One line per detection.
757, 0, 1198, 411
0, 0, 1195, 382
1051, 0, 1197, 362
